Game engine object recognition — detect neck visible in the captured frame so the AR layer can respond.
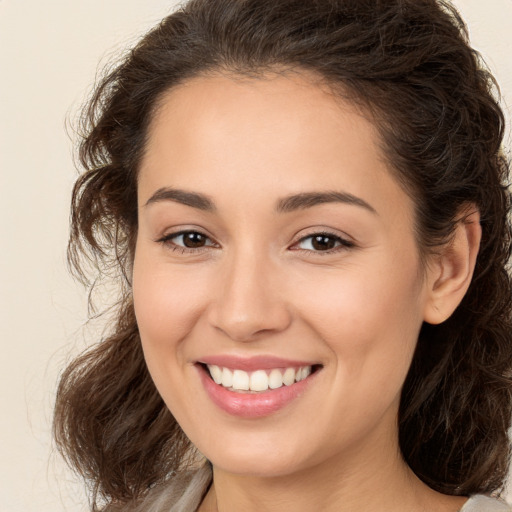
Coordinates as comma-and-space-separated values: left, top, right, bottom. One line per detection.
199, 429, 467, 512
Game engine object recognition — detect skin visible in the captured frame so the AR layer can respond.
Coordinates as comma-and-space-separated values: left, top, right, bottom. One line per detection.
133, 71, 479, 512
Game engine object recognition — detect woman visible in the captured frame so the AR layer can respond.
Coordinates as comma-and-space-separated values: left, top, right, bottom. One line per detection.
54, 0, 512, 511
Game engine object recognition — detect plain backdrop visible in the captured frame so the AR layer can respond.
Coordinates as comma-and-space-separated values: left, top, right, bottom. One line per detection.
1, 1, 511, 511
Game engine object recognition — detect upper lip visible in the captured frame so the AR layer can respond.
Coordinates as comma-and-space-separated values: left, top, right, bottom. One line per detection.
197, 355, 320, 372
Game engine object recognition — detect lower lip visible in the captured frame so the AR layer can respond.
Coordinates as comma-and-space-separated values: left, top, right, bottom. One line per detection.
197, 364, 318, 418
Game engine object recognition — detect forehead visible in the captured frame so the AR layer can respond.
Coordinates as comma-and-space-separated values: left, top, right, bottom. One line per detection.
144, 70, 379, 165
147, 71, 377, 158
138, 71, 413, 225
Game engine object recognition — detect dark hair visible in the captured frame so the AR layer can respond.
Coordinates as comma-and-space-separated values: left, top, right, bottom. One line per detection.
54, 0, 512, 509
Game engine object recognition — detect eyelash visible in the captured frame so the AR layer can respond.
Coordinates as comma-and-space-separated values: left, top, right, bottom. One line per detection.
157, 230, 355, 256
157, 231, 217, 254
292, 231, 355, 255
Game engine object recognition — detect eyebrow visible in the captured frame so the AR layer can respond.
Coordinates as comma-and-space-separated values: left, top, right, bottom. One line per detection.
275, 191, 377, 215
144, 187, 216, 211
144, 187, 377, 215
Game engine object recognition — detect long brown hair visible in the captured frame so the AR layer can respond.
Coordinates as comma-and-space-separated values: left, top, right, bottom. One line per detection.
54, 0, 512, 509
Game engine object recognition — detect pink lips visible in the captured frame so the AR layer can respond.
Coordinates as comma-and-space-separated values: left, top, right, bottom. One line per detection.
196, 355, 320, 418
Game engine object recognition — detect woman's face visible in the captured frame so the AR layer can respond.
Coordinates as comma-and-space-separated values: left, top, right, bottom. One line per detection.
133, 72, 434, 476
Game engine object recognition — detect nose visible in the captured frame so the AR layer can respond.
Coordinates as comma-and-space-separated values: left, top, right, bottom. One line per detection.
207, 248, 292, 342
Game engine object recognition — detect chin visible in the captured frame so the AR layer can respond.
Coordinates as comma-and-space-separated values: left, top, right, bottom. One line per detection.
209, 455, 307, 478
195, 432, 318, 478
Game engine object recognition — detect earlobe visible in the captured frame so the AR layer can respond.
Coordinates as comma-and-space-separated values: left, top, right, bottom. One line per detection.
423, 209, 481, 325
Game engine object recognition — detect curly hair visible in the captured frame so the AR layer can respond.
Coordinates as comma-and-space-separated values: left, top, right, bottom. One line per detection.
53, 0, 512, 509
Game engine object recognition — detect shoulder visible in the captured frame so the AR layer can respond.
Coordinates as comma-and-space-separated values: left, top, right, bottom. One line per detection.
167, 462, 212, 512
116, 462, 212, 512
461, 495, 512, 512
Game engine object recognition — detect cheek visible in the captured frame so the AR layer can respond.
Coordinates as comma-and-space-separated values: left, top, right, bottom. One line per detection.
132, 250, 212, 424
300, 265, 423, 337
131, 248, 212, 405
133, 255, 207, 344
295, 260, 425, 389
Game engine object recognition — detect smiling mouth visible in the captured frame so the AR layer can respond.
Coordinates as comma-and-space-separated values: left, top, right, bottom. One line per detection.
201, 363, 322, 393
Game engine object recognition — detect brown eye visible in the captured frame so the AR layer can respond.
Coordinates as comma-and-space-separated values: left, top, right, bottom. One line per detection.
295, 232, 353, 253
311, 235, 337, 251
160, 230, 216, 250
182, 232, 208, 248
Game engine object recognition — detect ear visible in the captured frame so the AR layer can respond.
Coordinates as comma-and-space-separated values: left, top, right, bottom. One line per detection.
423, 208, 481, 325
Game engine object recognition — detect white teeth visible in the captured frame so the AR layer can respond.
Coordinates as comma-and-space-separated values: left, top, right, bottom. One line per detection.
221, 367, 233, 388
207, 364, 314, 392
250, 370, 269, 391
283, 367, 296, 386
232, 369, 250, 390
209, 365, 222, 384
297, 366, 311, 382
268, 369, 284, 389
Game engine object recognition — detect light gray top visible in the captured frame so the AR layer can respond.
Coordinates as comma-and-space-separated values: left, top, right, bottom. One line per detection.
130, 462, 512, 512
460, 494, 512, 512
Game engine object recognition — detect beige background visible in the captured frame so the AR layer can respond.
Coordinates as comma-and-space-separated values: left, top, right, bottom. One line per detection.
1, 1, 511, 511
